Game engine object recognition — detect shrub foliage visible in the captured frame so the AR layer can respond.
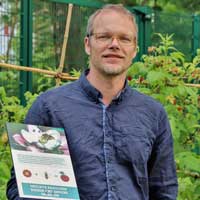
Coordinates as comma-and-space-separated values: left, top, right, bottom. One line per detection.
128, 34, 200, 199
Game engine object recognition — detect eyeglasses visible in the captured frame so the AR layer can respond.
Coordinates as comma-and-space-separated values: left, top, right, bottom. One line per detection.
88, 32, 136, 46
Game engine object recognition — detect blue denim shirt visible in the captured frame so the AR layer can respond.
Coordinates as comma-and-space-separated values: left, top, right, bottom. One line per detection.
7, 70, 178, 200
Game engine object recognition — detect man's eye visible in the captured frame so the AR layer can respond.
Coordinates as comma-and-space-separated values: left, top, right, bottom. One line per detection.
120, 36, 132, 43
97, 35, 110, 40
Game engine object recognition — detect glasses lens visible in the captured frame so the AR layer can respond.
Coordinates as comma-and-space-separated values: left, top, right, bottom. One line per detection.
91, 33, 134, 46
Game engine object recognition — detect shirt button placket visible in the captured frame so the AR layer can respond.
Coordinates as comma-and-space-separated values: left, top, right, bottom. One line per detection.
102, 106, 114, 200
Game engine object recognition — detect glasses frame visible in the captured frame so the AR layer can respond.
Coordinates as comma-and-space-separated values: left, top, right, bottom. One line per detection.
87, 32, 136, 47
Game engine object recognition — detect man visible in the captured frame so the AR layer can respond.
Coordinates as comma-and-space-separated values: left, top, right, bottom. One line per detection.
7, 4, 178, 200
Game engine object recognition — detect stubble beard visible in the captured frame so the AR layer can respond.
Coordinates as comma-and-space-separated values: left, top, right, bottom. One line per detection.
98, 63, 129, 77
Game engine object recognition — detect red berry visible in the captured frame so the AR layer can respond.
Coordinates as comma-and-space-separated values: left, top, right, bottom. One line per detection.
60, 175, 69, 182
23, 169, 32, 177
127, 76, 132, 81
4, 24, 9, 36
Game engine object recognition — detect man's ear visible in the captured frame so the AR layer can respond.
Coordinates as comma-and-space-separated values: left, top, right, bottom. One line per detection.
84, 37, 91, 55
132, 49, 137, 60
131, 38, 137, 59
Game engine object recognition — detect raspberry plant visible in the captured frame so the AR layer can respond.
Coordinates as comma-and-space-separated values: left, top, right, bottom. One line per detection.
128, 34, 200, 200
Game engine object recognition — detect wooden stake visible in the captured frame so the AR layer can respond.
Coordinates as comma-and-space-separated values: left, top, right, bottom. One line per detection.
0, 62, 199, 88
184, 83, 200, 88
56, 3, 73, 86
0, 62, 78, 81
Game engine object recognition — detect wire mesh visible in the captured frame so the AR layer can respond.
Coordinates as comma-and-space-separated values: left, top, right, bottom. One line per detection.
0, 0, 20, 97
151, 11, 194, 61
31, 1, 97, 92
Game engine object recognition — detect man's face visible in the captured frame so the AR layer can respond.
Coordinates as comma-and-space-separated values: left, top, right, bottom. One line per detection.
84, 10, 137, 77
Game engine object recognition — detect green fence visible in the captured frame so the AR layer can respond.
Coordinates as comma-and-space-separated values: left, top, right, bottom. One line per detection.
151, 11, 200, 61
0, 0, 200, 104
0, 0, 21, 98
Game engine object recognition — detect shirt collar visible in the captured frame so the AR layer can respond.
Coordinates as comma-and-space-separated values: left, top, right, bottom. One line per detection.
78, 69, 130, 104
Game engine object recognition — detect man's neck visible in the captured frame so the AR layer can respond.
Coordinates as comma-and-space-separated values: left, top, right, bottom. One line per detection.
87, 68, 126, 106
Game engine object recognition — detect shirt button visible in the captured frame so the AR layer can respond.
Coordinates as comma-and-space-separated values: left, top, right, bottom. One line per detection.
111, 186, 115, 191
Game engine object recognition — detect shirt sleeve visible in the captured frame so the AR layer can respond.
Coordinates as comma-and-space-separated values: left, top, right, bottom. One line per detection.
148, 107, 178, 200
6, 95, 51, 200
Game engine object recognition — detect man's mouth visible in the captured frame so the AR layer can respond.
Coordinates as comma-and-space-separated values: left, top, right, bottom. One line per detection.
102, 54, 124, 59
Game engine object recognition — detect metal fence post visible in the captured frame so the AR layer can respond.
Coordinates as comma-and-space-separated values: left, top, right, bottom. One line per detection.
20, 0, 32, 105
131, 6, 153, 61
49, 0, 104, 8
192, 14, 200, 59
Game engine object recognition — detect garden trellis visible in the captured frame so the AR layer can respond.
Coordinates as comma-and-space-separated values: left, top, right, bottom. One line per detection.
0, 62, 200, 87
0, 62, 77, 81
1, 3, 76, 83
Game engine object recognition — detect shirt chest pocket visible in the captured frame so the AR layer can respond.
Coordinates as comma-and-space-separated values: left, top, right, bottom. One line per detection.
113, 126, 152, 165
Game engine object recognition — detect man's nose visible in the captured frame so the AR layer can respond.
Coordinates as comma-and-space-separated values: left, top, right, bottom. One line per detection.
109, 37, 120, 48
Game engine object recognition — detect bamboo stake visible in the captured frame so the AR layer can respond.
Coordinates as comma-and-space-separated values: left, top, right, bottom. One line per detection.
56, 3, 73, 86
0, 62, 199, 88
0, 62, 78, 81
177, 170, 200, 179
184, 83, 200, 88
131, 79, 200, 88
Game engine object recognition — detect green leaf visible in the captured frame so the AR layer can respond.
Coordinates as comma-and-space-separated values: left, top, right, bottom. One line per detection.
0, 162, 10, 179
127, 62, 147, 77
170, 51, 185, 64
146, 70, 168, 85
176, 152, 200, 173
176, 85, 187, 97
169, 116, 179, 139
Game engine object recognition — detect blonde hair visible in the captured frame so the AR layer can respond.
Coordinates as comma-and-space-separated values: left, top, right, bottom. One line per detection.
86, 4, 138, 40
